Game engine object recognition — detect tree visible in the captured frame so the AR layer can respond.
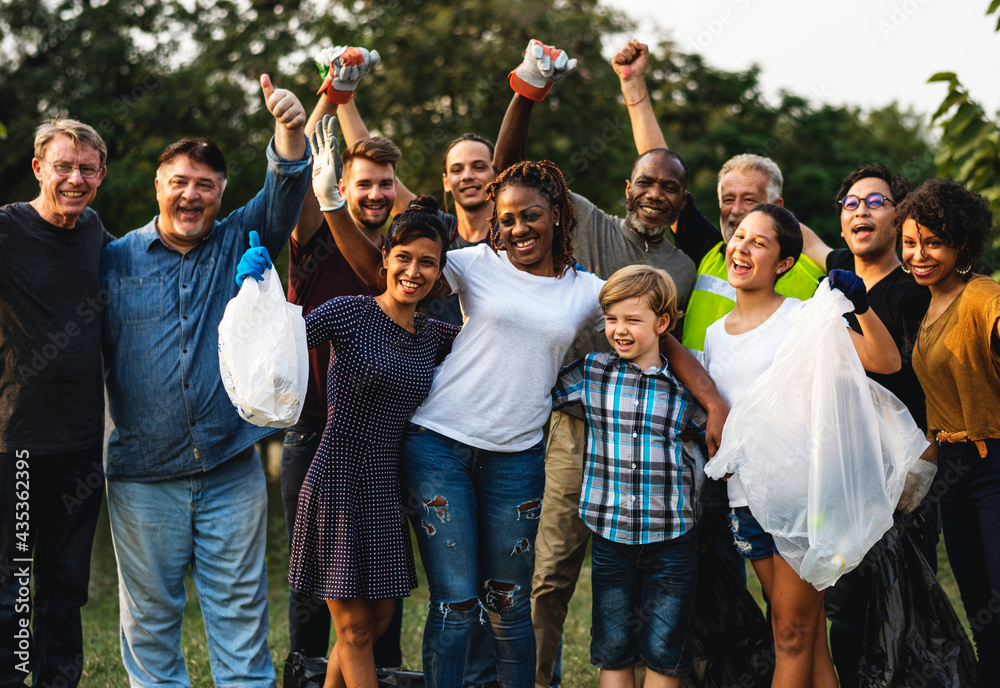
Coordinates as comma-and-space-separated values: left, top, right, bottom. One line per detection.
929, 1, 1000, 279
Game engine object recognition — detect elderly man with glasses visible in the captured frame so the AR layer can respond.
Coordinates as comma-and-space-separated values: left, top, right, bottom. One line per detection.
0, 117, 112, 688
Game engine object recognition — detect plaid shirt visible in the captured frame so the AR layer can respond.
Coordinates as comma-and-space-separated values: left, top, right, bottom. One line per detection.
552, 351, 704, 544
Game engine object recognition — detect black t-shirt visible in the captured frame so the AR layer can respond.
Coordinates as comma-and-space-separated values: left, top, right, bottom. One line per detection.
827, 248, 930, 431
0, 203, 114, 453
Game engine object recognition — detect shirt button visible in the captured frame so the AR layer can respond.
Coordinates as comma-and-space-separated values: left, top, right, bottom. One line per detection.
182, 284, 188, 289
182, 315, 188, 320
630, 495, 636, 501
184, 383, 190, 389
182, 349, 187, 354
632, 432, 637, 438
631, 463, 637, 469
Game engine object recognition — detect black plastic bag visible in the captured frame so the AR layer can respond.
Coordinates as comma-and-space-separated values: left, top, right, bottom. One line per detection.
858, 521, 980, 687
682, 512, 775, 688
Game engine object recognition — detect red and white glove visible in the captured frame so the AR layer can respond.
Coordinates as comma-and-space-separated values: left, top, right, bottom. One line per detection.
315, 46, 380, 104
508, 39, 577, 101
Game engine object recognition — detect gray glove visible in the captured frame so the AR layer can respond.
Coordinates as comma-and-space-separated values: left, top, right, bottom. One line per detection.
508, 39, 578, 101
896, 458, 937, 514
315, 46, 381, 104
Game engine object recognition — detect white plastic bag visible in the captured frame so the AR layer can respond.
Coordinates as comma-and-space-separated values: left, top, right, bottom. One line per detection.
704, 281, 927, 589
218, 268, 308, 428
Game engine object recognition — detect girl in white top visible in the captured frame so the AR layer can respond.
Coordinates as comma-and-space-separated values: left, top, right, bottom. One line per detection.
704, 204, 900, 688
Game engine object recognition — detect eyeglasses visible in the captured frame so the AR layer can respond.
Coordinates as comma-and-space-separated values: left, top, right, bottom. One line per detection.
840, 192, 894, 211
42, 160, 102, 179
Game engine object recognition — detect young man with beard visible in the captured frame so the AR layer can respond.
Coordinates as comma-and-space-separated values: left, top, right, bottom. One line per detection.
1, 117, 110, 688
799, 163, 939, 688
100, 75, 309, 688
492, 39, 704, 688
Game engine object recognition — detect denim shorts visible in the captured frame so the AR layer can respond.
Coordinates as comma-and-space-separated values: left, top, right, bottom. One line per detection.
590, 529, 697, 676
728, 506, 779, 560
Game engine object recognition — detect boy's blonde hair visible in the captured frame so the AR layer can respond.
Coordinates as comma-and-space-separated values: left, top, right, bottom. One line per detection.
599, 265, 683, 334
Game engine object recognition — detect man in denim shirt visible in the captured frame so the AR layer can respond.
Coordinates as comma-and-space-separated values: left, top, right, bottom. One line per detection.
99, 75, 309, 688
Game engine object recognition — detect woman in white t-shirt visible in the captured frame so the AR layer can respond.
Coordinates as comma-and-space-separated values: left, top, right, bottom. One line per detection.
704, 204, 900, 688
309, 113, 725, 687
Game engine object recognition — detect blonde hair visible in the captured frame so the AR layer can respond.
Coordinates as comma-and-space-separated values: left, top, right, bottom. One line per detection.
599, 265, 683, 334
34, 118, 107, 167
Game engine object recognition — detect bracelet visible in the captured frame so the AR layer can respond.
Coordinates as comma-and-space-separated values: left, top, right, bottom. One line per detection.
623, 89, 649, 106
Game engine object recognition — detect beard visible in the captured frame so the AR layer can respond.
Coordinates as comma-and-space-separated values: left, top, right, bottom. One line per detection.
624, 197, 676, 241
348, 198, 390, 230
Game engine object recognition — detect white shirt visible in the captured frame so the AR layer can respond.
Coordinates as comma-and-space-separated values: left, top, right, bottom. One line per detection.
704, 297, 804, 506
411, 244, 605, 452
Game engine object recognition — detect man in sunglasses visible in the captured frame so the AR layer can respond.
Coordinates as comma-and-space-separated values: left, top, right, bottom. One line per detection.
800, 162, 939, 688
0, 118, 111, 688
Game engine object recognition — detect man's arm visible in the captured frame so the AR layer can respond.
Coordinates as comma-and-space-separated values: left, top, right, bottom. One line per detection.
800, 222, 833, 270
613, 40, 667, 154
661, 335, 728, 457
261, 74, 307, 162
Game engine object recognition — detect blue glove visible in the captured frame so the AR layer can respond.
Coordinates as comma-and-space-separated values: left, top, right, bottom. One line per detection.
235, 231, 272, 287
826, 268, 869, 314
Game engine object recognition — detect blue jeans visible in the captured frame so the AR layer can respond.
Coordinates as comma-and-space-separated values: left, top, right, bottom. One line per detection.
107, 449, 276, 688
938, 438, 1000, 685
590, 531, 697, 676
401, 426, 544, 688
0, 445, 104, 688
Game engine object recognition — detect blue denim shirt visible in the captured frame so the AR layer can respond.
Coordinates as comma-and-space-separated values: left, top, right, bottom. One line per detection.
101, 139, 310, 481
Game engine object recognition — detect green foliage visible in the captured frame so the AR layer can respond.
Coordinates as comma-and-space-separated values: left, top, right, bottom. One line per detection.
929, 2, 1000, 278
645, 45, 935, 243
1, 0, 934, 248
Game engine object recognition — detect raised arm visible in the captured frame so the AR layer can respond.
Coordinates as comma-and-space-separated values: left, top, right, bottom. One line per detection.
311, 114, 452, 298
828, 270, 901, 374
661, 335, 729, 457
493, 40, 577, 174
800, 222, 833, 271
261, 74, 307, 161
613, 40, 667, 154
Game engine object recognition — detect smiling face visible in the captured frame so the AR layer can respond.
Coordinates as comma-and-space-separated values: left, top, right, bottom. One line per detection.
381, 236, 444, 308
30, 134, 106, 229
604, 296, 670, 370
840, 177, 897, 261
154, 156, 225, 252
719, 169, 774, 242
443, 140, 495, 212
340, 158, 397, 230
726, 211, 795, 291
495, 184, 558, 276
625, 152, 689, 238
900, 218, 964, 293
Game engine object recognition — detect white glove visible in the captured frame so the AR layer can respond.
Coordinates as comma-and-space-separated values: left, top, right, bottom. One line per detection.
315, 46, 381, 104
508, 39, 578, 101
310, 115, 345, 212
896, 458, 938, 514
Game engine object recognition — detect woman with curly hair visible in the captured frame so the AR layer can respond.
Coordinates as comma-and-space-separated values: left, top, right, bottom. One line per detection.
306, 114, 723, 688
895, 178, 1000, 681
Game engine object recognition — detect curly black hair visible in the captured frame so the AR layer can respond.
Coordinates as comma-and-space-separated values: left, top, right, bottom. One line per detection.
485, 160, 577, 277
892, 178, 995, 275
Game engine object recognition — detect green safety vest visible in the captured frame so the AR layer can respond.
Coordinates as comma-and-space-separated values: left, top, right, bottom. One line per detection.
681, 242, 825, 357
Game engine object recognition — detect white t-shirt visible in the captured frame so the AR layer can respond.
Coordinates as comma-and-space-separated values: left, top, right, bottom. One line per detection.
704, 297, 804, 506
411, 244, 605, 452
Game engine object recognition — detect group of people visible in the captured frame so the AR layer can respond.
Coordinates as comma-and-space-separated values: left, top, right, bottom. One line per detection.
1, 35, 998, 688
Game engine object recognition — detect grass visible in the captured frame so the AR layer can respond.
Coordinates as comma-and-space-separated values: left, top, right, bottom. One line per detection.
75, 448, 969, 687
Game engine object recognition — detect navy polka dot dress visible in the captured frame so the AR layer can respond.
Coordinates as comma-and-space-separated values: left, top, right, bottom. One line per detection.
289, 296, 458, 599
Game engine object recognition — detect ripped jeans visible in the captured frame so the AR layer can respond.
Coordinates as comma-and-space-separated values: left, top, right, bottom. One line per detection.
401, 425, 544, 688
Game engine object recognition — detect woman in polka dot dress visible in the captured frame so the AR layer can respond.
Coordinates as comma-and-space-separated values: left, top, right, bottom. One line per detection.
237, 196, 458, 688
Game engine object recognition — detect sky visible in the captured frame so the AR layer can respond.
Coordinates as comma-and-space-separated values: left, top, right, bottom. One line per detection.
601, 0, 999, 120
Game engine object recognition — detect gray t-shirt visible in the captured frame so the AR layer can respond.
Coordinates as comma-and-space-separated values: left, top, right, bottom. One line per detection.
565, 193, 697, 363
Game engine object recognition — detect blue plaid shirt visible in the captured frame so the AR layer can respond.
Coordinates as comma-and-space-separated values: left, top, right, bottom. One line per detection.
552, 351, 704, 544
101, 139, 310, 481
